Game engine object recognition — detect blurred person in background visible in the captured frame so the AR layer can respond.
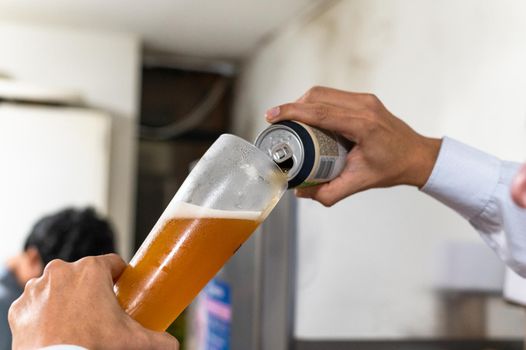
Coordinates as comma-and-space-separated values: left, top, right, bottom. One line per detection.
0, 207, 116, 350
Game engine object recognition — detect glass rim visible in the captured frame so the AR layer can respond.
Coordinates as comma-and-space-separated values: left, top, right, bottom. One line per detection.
219, 133, 286, 176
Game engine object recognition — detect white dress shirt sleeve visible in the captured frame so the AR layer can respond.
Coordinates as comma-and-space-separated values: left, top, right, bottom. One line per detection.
421, 137, 526, 277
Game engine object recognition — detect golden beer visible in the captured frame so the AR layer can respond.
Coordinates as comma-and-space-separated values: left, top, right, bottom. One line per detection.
115, 134, 287, 332
114, 202, 261, 331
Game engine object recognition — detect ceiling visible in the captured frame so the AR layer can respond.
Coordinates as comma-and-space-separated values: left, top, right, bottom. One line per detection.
0, 0, 324, 59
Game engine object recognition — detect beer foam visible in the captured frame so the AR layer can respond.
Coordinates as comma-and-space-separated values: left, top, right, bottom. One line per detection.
163, 201, 262, 221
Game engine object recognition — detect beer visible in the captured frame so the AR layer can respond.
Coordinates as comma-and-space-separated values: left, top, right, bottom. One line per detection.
114, 134, 287, 332
255, 121, 354, 188
115, 201, 261, 332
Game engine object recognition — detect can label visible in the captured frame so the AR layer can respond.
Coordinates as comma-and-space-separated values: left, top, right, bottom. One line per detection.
304, 126, 349, 185
254, 121, 353, 188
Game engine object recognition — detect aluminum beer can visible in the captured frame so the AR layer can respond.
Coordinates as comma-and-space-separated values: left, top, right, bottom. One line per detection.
254, 121, 354, 188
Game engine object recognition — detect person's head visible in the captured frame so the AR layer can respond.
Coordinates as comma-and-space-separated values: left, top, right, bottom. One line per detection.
11, 207, 116, 285
512, 164, 526, 208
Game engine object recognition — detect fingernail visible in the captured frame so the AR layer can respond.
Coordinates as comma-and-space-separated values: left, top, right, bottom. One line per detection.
265, 106, 280, 121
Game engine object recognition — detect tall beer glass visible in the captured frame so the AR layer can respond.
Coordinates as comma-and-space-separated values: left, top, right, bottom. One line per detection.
114, 134, 287, 332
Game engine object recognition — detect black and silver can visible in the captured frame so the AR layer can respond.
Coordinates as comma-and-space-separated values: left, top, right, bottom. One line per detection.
254, 121, 354, 188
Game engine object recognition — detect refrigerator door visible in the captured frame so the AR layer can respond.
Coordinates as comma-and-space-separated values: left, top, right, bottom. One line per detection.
0, 103, 111, 261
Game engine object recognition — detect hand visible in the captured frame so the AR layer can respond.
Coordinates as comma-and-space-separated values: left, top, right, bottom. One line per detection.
265, 86, 442, 206
512, 164, 526, 208
9, 254, 179, 350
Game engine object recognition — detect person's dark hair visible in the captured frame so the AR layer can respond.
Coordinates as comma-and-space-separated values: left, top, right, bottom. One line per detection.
23, 207, 116, 266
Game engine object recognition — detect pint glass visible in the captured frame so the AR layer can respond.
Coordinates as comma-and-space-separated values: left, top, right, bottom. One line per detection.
114, 134, 287, 331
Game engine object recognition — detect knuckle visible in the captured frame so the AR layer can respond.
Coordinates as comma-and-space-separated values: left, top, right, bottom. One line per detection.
279, 102, 297, 115
361, 93, 381, 109
24, 277, 37, 290
303, 86, 325, 102
362, 92, 378, 103
44, 259, 66, 274
309, 85, 324, 94
76, 256, 107, 279
106, 253, 120, 260
8, 300, 19, 326
78, 256, 100, 269
314, 104, 330, 121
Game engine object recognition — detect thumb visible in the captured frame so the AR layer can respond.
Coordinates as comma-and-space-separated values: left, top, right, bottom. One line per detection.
295, 186, 322, 200
295, 181, 347, 207
295, 173, 366, 207
97, 253, 128, 282
147, 331, 180, 350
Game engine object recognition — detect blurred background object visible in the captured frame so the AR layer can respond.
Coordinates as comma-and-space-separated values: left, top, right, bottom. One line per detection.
0, 22, 139, 260
0, 78, 114, 259
2, 0, 526, 349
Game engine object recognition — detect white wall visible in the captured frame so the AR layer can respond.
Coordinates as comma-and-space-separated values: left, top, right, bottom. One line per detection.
233, 0, 526, 339
0, 22, 140, 258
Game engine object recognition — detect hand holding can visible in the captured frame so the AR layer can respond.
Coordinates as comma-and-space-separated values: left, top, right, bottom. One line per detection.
265, 86, 441, 206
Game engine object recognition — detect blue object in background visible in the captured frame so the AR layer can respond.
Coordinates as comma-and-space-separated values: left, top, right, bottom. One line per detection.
204, 278, 232, 350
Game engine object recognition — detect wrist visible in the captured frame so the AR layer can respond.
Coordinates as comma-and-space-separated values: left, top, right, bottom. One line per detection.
405, 136, 442, 188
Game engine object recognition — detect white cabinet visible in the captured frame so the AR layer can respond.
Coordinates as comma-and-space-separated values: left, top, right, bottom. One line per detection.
0, 103, 111, 261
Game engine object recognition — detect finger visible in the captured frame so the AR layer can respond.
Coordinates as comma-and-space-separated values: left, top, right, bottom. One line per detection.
512, 164, 526, 208
24, 277, 38, 290
7, 298, 21, 330
295, 173, 364, 207
95, 254, 128, 282
297, 86, 369, 109
295, 186, 321, 199
147, 331, 180, 350
265, 102, 364, 140
295, 181, 347, 207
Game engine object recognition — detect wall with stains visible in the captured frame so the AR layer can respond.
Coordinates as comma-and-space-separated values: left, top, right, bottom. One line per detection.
233, 0, 526, 339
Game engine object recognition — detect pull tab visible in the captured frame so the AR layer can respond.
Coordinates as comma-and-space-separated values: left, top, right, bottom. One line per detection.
271, 143, 294, 173
271, 143, 293, 163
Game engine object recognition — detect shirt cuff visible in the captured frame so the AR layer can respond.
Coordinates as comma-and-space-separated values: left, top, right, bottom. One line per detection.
421, 137, 501, 220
